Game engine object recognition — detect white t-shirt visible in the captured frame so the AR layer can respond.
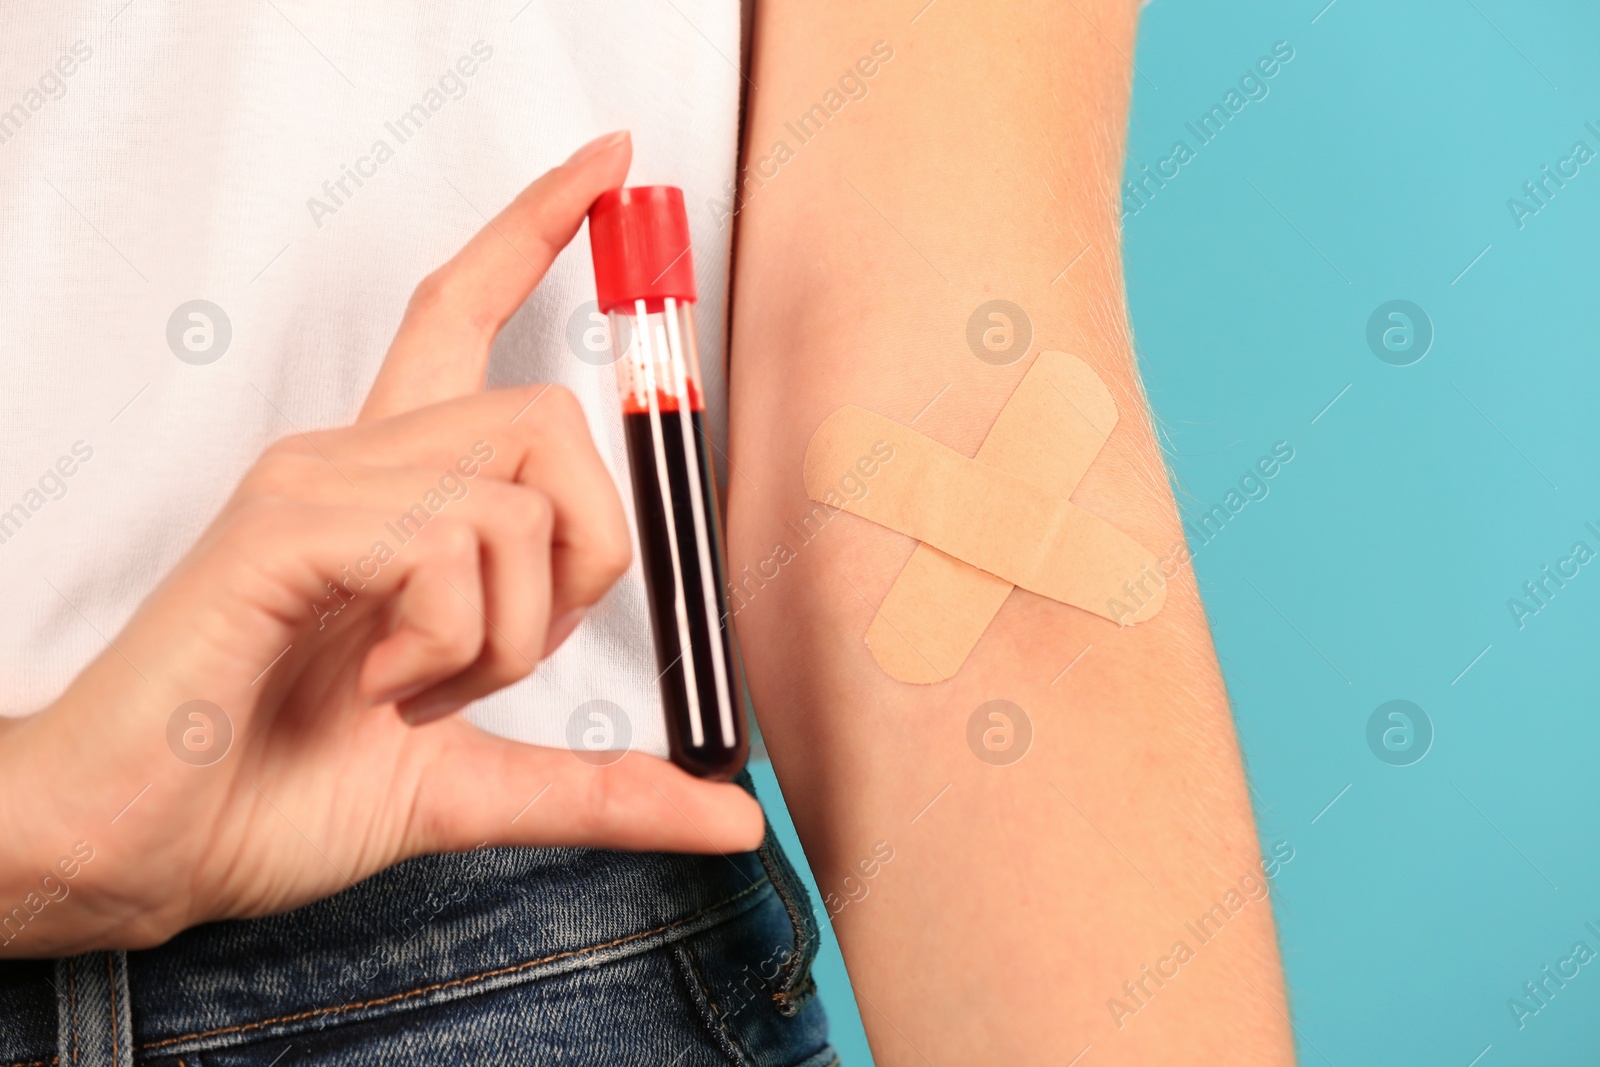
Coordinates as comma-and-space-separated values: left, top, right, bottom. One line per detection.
0, 1, 742, 757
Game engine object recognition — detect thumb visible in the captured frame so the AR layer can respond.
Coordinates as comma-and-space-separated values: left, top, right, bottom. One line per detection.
360, 130, 633, 423
403, 717, 767, 855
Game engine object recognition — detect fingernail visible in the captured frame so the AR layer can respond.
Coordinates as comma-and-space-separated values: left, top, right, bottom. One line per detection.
564, 130, 628, 166
543, 609, 586, 656
399, 695, 467, 726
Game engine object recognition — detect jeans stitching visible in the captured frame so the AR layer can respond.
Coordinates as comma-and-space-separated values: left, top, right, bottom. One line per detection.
672, 943, 748, 1067
137, 876, 772, 1053
105, 954, 116, 1067
736, 770, 820, 1017
752, 831, 819, 1016
67, 958, 78, 1067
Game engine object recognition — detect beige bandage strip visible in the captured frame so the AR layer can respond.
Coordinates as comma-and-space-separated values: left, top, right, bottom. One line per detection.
803, 351, 1163, 682
869, 352, 1120, 681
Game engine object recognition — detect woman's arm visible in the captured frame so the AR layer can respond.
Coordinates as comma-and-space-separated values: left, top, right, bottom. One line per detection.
729, 1, 1294, 1062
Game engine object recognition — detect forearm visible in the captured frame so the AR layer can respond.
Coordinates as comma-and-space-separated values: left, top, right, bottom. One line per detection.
728, 1, 1292, 1062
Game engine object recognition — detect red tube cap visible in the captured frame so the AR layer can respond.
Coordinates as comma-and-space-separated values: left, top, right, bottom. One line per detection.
588, 186, 697, 313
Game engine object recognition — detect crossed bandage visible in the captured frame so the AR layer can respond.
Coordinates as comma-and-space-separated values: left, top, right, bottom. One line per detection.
803, 351, 1164, 683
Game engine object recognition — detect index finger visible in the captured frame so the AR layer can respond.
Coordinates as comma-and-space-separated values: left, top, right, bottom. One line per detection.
360, 130, 633, 422
331, 385, 633, 624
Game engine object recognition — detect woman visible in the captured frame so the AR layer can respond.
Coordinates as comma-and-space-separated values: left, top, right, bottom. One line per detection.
0, 1, 1291, 1063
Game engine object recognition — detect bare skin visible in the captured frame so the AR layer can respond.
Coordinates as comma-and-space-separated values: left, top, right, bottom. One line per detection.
728, 1, 1295, 1062
0, 133, 763, 958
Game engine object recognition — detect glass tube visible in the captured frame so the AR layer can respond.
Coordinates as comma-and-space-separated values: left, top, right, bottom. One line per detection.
609, 297, 748, 780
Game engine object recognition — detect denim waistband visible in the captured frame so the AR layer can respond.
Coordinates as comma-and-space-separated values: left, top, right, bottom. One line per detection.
141, 845, 781, 1057
0, 810, 823, 1065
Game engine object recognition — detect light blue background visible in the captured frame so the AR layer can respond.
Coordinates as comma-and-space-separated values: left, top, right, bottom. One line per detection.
769, 1, 1600, 1063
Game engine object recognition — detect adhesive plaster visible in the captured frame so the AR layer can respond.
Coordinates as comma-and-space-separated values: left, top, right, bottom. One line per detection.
802, 351, 1163, 682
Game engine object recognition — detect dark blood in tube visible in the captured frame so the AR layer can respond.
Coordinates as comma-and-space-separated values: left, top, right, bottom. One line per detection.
588, 186, 749, 780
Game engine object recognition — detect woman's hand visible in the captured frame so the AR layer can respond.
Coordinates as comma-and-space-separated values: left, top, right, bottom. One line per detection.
0, 131, 764, 958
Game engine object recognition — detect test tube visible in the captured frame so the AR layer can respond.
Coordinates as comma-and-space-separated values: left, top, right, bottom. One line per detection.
587, 186, 749, 780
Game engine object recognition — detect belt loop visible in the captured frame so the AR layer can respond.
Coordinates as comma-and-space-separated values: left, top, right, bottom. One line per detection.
735, 769, 821, 1017
55, 950, 133, 1067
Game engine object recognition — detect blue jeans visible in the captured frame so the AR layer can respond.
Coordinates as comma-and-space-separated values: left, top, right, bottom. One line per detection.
0, 777, 835, 1066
